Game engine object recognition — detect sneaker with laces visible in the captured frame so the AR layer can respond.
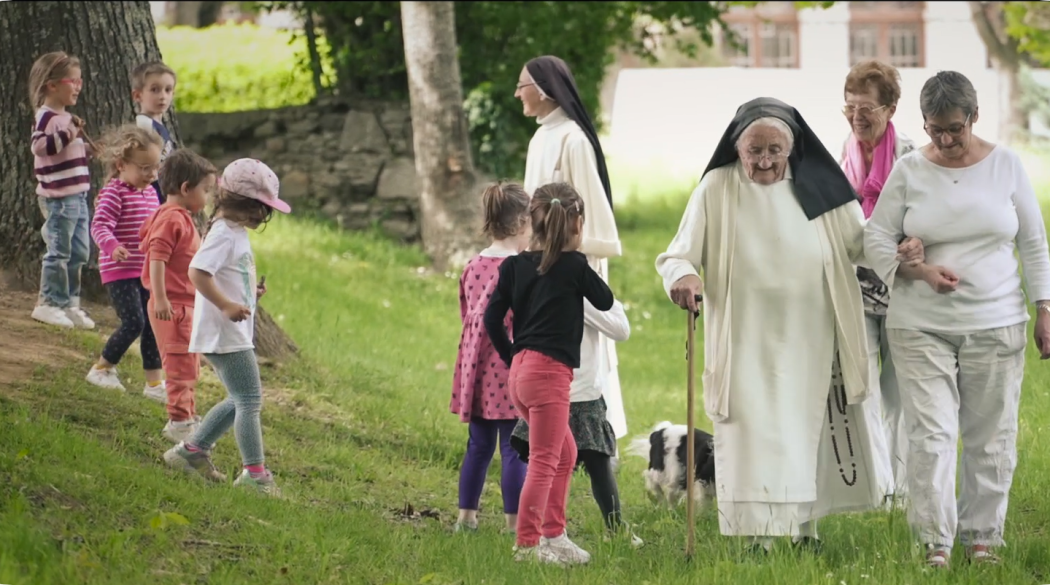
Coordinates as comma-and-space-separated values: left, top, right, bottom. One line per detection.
32, 305, 74, 328
512, 544, 566, 565
540, 533, 591, 565
163, 442, 227, 483
86, 366, 125, 391
162, 417, 200, 443
65, 307, 95, 329
143, 381, 167, 403
233, 469, 281, 497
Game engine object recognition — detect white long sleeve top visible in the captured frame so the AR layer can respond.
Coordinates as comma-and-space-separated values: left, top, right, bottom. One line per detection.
864, 146, 1050, 333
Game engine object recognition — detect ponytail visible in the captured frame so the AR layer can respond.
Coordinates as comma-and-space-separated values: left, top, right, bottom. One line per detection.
481, 181, 530, 240
530, 183, 585, 275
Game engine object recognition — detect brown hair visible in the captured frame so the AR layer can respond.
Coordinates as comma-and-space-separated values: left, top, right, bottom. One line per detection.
28, 51, 81, 108
131, 61, 177, 91
482, 181, 530, 240
209, 187, 274, 231
844, 60, 902, 108
95, 123, 163, 179
160, 148, 217, 197
530, 182, 585, 275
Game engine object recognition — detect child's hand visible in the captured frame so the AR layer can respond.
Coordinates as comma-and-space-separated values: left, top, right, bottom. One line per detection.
222, 303, 252, 322
111, 246, 129, 262
256, 275, 267, 300
153, 298, 173, 321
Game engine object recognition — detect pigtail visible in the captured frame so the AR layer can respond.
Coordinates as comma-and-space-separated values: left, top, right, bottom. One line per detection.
531, 182, 584, 275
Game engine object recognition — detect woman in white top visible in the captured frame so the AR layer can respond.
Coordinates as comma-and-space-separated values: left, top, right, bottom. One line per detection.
864, 71, 1050, 569
837, 60, 918, 507
510, 55, 637, 544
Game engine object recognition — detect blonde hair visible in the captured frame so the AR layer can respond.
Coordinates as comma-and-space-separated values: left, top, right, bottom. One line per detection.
530, 183, 585, 275
28, 51, 81, 108
481, 181, 530, 240
95, 124, 163, 179
131, 61, 177, 91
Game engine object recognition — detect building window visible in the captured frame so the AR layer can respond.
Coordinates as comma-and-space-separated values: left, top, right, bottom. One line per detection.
849, 2, 925, 67
722, 6, 800, 68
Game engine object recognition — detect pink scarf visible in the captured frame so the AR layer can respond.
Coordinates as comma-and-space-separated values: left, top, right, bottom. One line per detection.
843, 121, 896, 219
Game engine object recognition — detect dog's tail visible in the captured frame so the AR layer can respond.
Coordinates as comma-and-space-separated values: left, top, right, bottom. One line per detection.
625, 434, 652, 461
624, 421, 674, 462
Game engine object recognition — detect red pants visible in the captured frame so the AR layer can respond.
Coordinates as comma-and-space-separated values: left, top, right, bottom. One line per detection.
147, 299, 198, 422
508, 349, 576, 547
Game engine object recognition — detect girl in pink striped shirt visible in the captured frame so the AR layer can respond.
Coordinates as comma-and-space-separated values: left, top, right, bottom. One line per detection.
86, 124, 166, 393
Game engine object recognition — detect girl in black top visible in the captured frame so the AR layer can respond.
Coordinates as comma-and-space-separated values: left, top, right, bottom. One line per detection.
484, 182, 614, 565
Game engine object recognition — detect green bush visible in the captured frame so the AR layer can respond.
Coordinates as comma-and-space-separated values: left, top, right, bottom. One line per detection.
156, 23, 334, 113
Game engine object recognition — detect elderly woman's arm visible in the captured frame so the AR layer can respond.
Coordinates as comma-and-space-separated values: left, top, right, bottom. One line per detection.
1011, 155, 1050, 305
656, 180, 707, 308
565, 136, 621, 260
864, 164, 921, 289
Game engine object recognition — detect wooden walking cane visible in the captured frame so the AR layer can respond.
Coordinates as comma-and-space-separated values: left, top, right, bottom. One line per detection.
685, 293, 702, 558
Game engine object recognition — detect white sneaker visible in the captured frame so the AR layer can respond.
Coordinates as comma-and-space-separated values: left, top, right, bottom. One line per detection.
162, 417, 199, 443
32, 305, 74, 328
143, 381, 167, 403
86, 366, 125, 391
513, 544, 567, 566
539, 533, 591, 565
65, 307, 95, 329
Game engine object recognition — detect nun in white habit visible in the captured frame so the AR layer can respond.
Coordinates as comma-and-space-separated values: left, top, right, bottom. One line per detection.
510, 55, 640, 544
514, 56, 627, 441
655, 97, 923, 550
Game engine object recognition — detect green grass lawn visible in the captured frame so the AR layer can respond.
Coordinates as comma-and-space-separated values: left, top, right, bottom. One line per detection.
3, 167, 1050, 584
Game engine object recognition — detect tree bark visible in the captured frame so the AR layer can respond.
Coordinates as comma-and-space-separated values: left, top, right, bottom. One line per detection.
400, 1, 485, 271
969, 1, 1026, 144
0, 1, 297, 361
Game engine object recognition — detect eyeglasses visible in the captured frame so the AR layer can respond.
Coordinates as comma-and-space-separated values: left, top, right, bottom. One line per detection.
130, 162, 160, 174
742, 150, 788, 163
842, 104, 886, 116
924, 114, 971, 138
60, 78, 83, 89
516, 82, 535, 91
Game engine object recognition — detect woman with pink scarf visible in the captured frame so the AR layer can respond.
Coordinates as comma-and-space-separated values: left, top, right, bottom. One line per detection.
838, 60, 917, 509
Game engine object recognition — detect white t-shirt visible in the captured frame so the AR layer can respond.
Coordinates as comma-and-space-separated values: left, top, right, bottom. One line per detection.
188, 219, 257, 354
864, 146, 1050, 333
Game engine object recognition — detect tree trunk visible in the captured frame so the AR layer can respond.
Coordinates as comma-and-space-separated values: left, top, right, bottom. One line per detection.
0, 1, 297, 361
400, 1, 485, 271
969, 1, 1027, 144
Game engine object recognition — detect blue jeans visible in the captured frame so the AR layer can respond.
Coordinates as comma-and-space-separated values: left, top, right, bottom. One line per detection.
38, 193, 90, 309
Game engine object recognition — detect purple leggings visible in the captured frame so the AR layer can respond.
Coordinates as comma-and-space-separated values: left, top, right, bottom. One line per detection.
458, 418, 527, 513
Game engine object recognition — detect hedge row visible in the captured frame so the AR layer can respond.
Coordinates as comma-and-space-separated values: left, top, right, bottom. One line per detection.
156, 23, 333, 113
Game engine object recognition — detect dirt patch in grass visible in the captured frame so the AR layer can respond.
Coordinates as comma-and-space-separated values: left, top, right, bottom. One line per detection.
0, 285, 108, 389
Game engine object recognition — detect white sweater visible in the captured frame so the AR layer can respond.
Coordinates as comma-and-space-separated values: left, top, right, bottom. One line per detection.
864, 146, 1050, 333
571, 300, 630, 402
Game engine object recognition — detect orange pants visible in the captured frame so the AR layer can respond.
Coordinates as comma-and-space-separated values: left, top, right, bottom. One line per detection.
147, 298, 198, 422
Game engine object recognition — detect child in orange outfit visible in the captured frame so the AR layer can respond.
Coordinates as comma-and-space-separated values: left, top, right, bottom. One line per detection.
139, 149, 217, 442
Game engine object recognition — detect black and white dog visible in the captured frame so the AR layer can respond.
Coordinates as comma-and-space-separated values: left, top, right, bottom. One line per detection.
627, 421, 717, 508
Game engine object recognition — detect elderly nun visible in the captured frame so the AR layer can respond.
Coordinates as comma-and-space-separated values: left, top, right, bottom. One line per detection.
655, 97, 922, 551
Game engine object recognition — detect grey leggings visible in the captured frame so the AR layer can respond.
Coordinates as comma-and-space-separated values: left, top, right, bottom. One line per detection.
188, 350, 266, 466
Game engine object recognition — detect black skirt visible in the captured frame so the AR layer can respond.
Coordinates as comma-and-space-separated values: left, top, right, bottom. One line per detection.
510, 397, 618, 470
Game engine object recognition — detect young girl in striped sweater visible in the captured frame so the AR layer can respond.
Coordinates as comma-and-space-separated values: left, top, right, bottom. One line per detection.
86, 124, 166, 394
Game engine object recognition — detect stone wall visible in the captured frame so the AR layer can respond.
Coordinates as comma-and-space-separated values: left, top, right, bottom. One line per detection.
177, 98, 420, 240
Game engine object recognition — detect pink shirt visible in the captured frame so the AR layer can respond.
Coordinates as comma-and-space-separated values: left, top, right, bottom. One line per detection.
90, 178, 160, 285
31, 106, 91, 198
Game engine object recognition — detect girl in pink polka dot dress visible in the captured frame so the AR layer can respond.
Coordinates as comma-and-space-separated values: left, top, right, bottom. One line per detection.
451, 182, 532, 533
